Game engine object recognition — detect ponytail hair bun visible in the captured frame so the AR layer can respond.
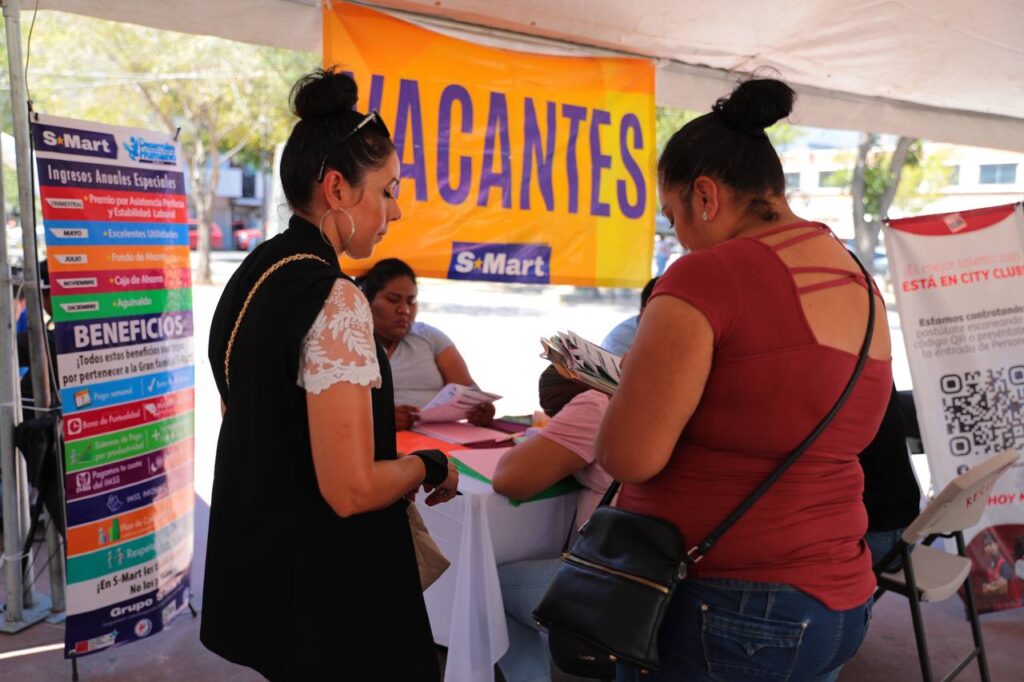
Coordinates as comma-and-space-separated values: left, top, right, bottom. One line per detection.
712, 79, 795, 135
290, 67, 358, 121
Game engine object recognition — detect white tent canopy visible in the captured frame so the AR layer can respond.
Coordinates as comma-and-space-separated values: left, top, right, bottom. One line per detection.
36, 0, 1024, 151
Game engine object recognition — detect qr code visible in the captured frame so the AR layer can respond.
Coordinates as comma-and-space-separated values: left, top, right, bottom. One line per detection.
941, 366, 1024, 456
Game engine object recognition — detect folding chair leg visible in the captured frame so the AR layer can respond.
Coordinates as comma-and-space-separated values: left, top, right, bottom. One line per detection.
956, 532, 991, 682
902, 545, 934, 681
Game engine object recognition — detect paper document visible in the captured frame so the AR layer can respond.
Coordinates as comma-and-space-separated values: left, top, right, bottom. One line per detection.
413, 422, 511, 445
417, 383, 501, 423
449, 447, 510, 482
540, 331, 621, 395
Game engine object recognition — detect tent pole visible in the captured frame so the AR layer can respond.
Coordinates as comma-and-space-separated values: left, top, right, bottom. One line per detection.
2, 0, 67, 617
0, 0, 30, 624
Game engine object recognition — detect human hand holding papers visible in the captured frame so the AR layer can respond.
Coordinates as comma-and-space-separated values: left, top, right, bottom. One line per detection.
417, 383, 502, 423
540, 331, 621, 395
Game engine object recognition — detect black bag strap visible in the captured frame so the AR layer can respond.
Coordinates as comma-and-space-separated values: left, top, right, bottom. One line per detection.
596, 250, 877, 568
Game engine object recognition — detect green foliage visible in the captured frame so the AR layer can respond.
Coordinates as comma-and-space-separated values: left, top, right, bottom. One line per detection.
816, 138, 951, 220
893, 145, 953, 214
20, 11, 315, 164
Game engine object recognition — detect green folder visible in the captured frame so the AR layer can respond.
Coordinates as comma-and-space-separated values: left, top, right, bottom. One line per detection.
452, 457, 582, 506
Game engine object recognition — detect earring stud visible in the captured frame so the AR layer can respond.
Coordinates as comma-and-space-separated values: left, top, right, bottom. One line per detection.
701, 210, 709, 222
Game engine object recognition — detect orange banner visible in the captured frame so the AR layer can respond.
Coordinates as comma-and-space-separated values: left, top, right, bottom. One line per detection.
324, 2, 656, 287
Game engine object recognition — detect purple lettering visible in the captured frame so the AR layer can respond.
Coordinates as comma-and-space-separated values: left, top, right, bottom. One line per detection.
367, 74, 384, 114
393, 79, 427, 201
520, 99, 556, 211
561, 104, 588, 214
437, 85, 473, 206
618, 114, 647, 220
589, 109, 612, 217
477, 92, 512, 209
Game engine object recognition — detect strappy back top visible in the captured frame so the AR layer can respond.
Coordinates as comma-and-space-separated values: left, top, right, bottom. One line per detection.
617, 221, 893, 611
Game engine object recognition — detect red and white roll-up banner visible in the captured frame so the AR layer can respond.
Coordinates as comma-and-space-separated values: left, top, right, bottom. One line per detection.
887, 203, 1024, 613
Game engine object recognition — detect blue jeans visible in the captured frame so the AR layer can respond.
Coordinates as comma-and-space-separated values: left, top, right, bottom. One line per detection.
617, 578, 871, 682
865, 529, 904, 570
497, 559, 561, 682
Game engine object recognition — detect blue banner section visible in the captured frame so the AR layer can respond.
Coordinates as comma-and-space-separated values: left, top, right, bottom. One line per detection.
33, 123, 118, 160
66, 464, 192, 526
65, 580, 190, 658
60, 367, 195, 414
56, 311, 193, 353
37, 157, 185, 194
45, 221, 189, 247
447, 241, 552, 284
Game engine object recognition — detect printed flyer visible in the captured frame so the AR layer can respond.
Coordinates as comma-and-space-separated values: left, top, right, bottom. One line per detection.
33, 113, 195, 656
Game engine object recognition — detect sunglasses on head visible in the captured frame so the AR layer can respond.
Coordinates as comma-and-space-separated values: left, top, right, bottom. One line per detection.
316, 110, 390, 183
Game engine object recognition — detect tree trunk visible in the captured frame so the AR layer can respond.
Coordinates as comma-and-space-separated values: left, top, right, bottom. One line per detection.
851, 134, 914, 275
192, 107, 220, 286
878, 136, 914, 221
851, 133, 875, 272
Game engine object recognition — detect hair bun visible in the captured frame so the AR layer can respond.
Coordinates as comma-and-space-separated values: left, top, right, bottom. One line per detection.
714, 78, 795, 132
290, 67, 359, 121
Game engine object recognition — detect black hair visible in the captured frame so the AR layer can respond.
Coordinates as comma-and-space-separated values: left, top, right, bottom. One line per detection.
658, 78, 795, 222
357, 258, 417, 303
538, 365, 589, 418
640, 276, 659, 311
280, 67, 394, 213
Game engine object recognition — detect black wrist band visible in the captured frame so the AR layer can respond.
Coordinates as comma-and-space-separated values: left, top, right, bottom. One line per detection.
412, 449, 449, 486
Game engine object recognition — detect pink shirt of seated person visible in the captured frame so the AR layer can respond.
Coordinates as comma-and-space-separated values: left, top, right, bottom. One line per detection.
495, 390, 613, 527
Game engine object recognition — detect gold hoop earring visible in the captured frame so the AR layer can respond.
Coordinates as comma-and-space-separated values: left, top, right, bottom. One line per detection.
336, 208, 357, 253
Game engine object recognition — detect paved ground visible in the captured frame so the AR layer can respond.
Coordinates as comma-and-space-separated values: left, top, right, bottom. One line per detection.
1, 251, 1019, 681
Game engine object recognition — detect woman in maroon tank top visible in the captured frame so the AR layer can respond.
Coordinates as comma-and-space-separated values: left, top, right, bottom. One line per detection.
596, 79, 892, 681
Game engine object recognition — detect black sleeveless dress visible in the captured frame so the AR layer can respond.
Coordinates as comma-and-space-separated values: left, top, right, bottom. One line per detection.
201, 216, 438, 681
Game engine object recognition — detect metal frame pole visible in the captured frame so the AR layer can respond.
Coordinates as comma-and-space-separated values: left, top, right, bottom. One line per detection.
0, 252, 27, 624
2, 0, 67, 616
3, 0, 51, 416
0, 6, 27, 622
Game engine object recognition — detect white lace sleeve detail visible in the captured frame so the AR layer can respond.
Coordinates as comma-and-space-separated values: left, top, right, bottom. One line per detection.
298, 279, 382, 393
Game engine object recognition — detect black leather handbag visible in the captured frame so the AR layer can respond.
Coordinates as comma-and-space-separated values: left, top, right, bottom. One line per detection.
534, 253, 877, 674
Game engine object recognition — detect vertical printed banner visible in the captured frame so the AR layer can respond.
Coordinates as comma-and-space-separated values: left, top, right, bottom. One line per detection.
324, 2, 656, 287
32, 113, 196, 656
887, 203, 1024, 613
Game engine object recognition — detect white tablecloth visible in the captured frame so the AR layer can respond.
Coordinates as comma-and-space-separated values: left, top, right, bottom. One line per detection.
417, 476, 577, 682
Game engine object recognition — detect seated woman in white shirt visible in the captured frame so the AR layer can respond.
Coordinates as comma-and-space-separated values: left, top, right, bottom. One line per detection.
358, 258, 494, 430
490, 367, 614, 682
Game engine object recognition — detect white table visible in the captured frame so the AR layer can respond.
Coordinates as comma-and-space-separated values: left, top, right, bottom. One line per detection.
417, 476, 577, 682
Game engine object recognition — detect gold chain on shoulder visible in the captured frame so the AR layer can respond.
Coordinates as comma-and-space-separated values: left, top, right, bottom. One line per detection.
224, 253, 329, 389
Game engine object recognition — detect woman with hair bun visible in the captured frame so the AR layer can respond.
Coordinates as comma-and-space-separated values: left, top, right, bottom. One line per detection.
202, 68, 454, 680
596, 78, 893, 680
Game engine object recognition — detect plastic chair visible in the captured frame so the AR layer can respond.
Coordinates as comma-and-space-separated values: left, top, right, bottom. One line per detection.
873, 449, 1020, 682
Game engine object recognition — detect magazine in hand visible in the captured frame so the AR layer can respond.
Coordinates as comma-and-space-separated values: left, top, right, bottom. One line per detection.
540, 331, 621, 395
417, 383, 502, 423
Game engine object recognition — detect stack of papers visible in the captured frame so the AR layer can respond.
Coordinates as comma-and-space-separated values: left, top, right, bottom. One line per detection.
540, 331, 621, 395
413, 422, 512, 445
418, 383, 502, 423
